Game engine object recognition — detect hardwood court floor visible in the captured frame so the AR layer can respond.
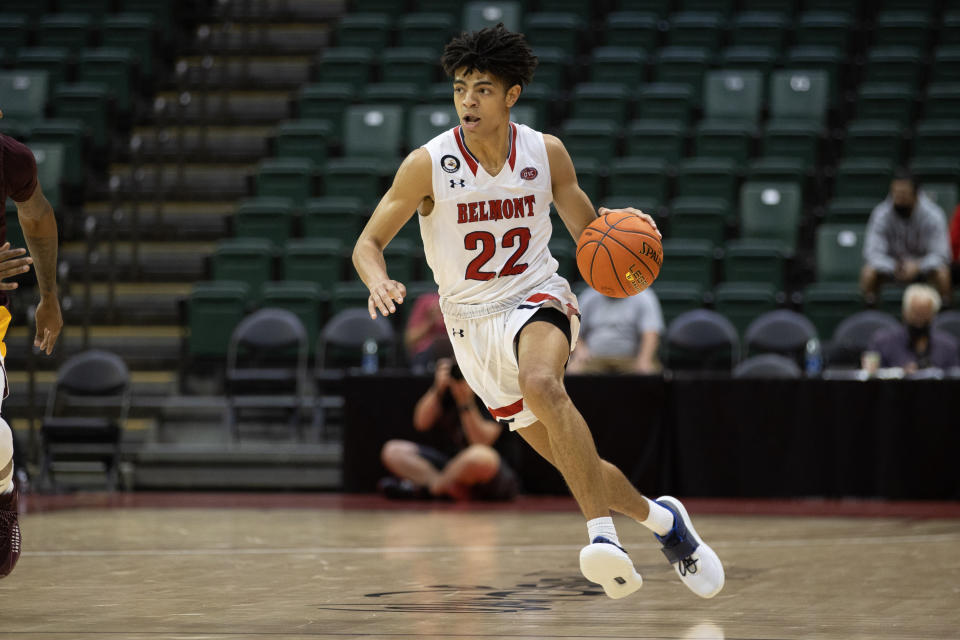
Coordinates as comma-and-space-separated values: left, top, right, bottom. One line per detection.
2, 494, 959, 640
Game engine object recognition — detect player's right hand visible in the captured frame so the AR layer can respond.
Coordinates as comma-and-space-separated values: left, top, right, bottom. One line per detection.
367, 279, 406, 319
0, 242, 33, 291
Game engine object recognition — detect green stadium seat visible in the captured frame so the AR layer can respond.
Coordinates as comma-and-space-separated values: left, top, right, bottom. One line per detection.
719, 45, 778, 76
415, 0, 469, 14
188, 281, 251, 358
0, 71, 50, 129
723, 239, 787, 290
815, 224, 864, 282
234, 197, 295, 247
509, 105, 538, 129
609, 157, 670, 203
531, 47, 570, 91
740, 0, 796, 10
874, 11, 932, 49
297, 83, 355, 128
913, 120, 960, 161
783, 46, 843, 101
676, 157, 739, 203
541, 0, 594, 21
795, 11, 852, 50
343, 105, 405, 158
52, 82, 110, 150
694, 120, 756, 165
803, 0, 860, 15
322, 157, 385, 200
842, 119, 903, 163
931, 46, 960, 83
27, 142, 65, 211
361, 83, 420, 110
769, 69, 830, 124
261, 281, 327, 351
383, 239, 421, 283
463, 2, 523, 32
59, 0, 111, 18
652, 281, 704, 325
524, 13, 583, 52
590, 47, 647, 86
29, 119, 86, 189
924, 83, 960, 119
548, 239, 576, 282
638, 83, 695, 123
5, 214, 25, 252
275, 119, 332, 166
283, 238, 344, 286
335, 13, 391, 49
856, 82, 913, 125
316, 48, 376, 89
879, 286, 908, 317
331, 281, 375, 315
739, 181, 803, 249
256, 158, 315, 207
102, 14, 158, 80
833, 158, 894, 200
1, 0, 50, 21
921, 183, 958, 219
658, 238, 715, 288
604, 12, 660, 50
730, 11, 787, 50
513, 84, 551, 128
211, 238, 277, 299
746, 157, 806, 185
909, 157, 960, 186
37, 13, 93, 52
943, 12, 960, 46
381, 47, 437, 88
863, 46, 922, 88
572, 157, 603, 202
571, 83, 631, 124
407, 104, 458, 149
354, 0, 407, 17
654, 47, 711, 98
823, 197, 877, 224
703, 70, 764, 121
15, 47, 70, 93
880, 0, 935, 11
120, 0, 173, 45
78, 48, 136, 117
803, 282, 865, 338
397, 13, 455, 50
683, 0, 735, 15
615, 0, 671, 18
560, 120, 620, 162
668, 12, 725, 51
0, 14, 30, 52
713, 282, 779, 336
669, 197, 730, 245
303, 197, 366, 245
762, 120, 822, 168
625, 119, 687, 163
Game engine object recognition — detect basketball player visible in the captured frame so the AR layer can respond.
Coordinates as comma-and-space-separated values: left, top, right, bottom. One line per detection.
352, 26, 723, 599
0, 110, 65, 577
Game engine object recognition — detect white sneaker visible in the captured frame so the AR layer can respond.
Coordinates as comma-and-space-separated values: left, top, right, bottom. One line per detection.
654, 496, 724, 598
579, 536, 643, 599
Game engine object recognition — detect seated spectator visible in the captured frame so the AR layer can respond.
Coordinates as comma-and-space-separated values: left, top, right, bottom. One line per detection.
860, 169, 952, 306
379, 357, 519, 501
567, 287, 664, 374
403, 290, 450, 372
866, 284, 959, 374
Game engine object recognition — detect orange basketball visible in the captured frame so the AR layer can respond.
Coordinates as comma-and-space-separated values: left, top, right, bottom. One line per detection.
576, 212, 663, 298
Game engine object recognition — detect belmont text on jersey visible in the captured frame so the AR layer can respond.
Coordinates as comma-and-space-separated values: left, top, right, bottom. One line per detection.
457, 195, 536, 224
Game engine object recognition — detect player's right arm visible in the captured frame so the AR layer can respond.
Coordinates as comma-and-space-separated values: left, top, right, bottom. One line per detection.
353, 148, 433, 319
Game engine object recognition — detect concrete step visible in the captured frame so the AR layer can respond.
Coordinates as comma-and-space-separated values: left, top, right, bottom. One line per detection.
124, 125, 273, 163
60, 240, 216, 282
4, 324, 183, 371
149, 90, 292, 125
79, 201, 231, 242
169, 54, 314, 90
184, 22, 332, 55
97, 162, 254, 200
60, 282, 192, 325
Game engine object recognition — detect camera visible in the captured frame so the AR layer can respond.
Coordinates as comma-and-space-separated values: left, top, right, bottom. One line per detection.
450, 363, 463, 380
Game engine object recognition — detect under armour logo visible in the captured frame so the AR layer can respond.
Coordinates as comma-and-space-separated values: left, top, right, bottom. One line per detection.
450, 179, 465, 188
452, 328, 464, 337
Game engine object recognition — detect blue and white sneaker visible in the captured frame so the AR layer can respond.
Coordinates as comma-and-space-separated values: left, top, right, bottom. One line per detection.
579, 536, 643, 599
654, 496, 724, 598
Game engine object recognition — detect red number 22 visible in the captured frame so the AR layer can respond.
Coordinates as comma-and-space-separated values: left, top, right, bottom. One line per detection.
464, 227, 531, 281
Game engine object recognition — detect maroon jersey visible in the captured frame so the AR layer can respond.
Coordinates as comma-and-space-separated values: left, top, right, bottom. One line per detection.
0, 134, 39, 309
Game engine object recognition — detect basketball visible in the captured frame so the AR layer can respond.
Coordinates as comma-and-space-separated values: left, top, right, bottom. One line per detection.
576, 212, 663, 298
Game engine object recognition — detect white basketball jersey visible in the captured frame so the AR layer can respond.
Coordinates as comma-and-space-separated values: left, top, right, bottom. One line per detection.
419, 122, 558, 312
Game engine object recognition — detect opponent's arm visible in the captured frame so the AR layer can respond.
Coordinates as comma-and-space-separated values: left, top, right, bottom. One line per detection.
544, 134, 660, 242
353, 148, 433, 319
16, 182, 62, 355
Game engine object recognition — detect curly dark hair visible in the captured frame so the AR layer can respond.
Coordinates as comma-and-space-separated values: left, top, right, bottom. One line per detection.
440, 23, 538, 90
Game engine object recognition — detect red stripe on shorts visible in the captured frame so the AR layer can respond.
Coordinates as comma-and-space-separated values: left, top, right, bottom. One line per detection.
488, 397, 524, 419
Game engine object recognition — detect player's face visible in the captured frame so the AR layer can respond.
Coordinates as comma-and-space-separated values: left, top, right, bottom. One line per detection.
452, 69, 518, 135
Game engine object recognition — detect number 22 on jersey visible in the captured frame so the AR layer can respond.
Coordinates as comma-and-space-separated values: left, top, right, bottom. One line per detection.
464, 227, 531, 281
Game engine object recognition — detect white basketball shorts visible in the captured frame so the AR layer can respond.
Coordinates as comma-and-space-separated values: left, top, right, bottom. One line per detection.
441, 274, 581, 430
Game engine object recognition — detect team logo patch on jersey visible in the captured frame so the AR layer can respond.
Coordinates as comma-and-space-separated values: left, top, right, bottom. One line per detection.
441, 154, 460, 173
520, 166, 538, 180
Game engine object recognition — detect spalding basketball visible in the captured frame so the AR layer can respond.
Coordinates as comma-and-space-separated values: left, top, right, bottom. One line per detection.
576, 212, 663, 298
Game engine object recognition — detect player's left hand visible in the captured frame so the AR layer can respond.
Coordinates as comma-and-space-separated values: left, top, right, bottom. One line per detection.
33, 295, 62, 355
598, 206, 662, 238
367, 279, 407, 319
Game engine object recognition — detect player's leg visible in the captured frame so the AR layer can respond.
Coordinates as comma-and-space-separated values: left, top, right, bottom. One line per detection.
0, 417, 21, 577
431, 444, 499, 499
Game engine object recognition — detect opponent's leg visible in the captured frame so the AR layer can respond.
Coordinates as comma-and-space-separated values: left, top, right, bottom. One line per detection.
0, 418, 21, 578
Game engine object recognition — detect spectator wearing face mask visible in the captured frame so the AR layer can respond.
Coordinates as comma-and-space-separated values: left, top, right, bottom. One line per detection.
867, 284, 959, 374
860, 169, 952, 307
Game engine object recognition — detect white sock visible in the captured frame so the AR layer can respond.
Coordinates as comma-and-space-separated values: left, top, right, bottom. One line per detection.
586, 516, 621, 546
640, 497, 675, 536
0, 418, 12, 494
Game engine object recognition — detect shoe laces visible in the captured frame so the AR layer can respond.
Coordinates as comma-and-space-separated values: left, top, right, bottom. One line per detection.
678, 555, 699, 576
0, 509, 20, 556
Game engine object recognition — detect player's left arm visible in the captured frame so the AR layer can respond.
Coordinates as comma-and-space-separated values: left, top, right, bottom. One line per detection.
16, 181, 62, 355
544, 134, 660, 242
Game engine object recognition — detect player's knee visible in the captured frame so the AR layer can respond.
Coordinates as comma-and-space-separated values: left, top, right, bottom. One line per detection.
518, 368, 565, 406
